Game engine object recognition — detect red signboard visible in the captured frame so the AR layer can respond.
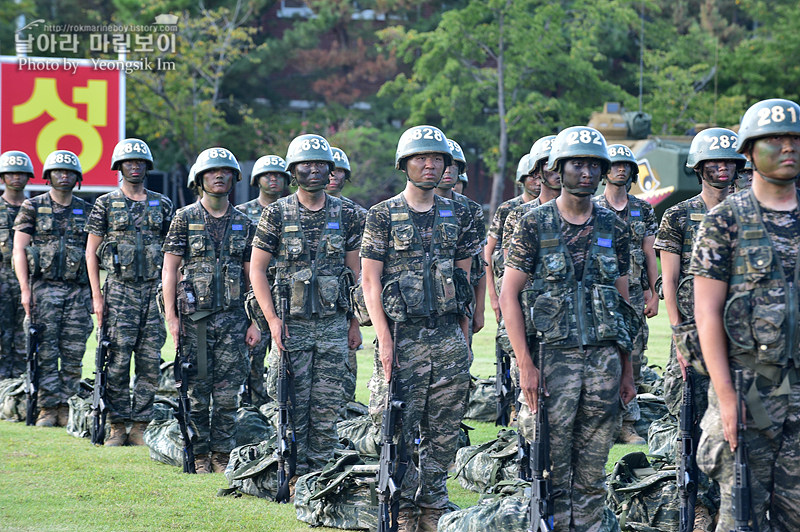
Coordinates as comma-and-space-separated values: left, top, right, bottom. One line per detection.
0, 55, 124, 191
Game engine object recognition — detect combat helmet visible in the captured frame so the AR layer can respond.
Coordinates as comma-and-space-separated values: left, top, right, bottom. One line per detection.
394, 125, 453, 170
607, 144, 639, 184
447, 139, 467, 174
546, 126, 610, 174
330, 147, 351, 180
0, 150, 34, 176
111, 138, 154, 171
686, 128, 745, 171
250, 155, 289, 186
528, 135, 557, 175
285, 134, 335, 175
458, 172, 469, 190
193, 147, 241, 189
516, 154, 531, 182
737, 98, 800, 155
43, 150, 82, 186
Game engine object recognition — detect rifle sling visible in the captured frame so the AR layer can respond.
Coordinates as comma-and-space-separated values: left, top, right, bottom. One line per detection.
733, 355, 800, 433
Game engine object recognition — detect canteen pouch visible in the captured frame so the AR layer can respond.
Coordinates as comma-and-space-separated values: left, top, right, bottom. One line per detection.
591, 284, 619, 341
289, 267, 312, 317
432, 258, 458, 316
533, 293, 569, 343
399, 270, 427, 318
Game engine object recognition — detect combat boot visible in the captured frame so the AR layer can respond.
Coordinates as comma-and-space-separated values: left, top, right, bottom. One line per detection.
194, 454, 212, 474
35, 408, 58, 427
396, 508, 418, 532
127, 422, 148, 446
105, 423, 128, 446
617, 420, 646, 445
418, 507, 445, 532
56, 404, 70, 427
694, 504, 714, 532
210, 452, 230, 473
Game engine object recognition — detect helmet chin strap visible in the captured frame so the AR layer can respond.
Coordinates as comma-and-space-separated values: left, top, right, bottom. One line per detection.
750, 159, 800, 185
407, 176, 439, 190
298, 182, 326, 192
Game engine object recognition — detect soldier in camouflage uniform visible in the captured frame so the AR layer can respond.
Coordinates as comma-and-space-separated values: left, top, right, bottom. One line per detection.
453, 172, 468, 195
326, 146, 367, 403
12, 150, 93, 427
436, 139, 486, 342
361, 125, 479, 531
235, 154, 289, 408
500, 126, 635, 531
0, 151, 33, 379
162, 147, 261, 473
250, 135, 362, 477
655, 127, 744, 529
84, 139, 173, 446
593, 144, 659, 445
731, 160, 753, 193
693, 98, 800, 531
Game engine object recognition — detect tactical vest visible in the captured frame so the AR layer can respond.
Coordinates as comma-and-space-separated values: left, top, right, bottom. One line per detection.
180, 202, 250, 312
26, 194, 89, 283
514, 199, 540, 337
453, 192, 485, 288
0, 198, 16, 265
723, 189, 800, 371
237, 199, 264, 224
98, 189, 166, 282
491, 196, 525, 281
274, 194, 348, 319
594, 194, 648, 299
381, 193, 460, 322
676, 197, 707, 319
528, 201, 621, 348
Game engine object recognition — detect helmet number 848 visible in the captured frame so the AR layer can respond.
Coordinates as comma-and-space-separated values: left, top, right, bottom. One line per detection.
757, 105, 798, 127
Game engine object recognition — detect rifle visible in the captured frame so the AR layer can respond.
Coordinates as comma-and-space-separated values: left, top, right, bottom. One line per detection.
274, 284, 296, 503
24, 314, 41, 426
731, 369, 757, 532
528, 340, 562, 532
90, 282, 112, 445
377, 321, 408, 532
495, 341, 513, 426
174, 305, 196, 474
678, 367, 697, 532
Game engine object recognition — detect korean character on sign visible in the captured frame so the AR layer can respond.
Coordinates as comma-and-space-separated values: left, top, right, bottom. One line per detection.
111, 33, 130, 53
15, 33, 34, 54
90, 33, 110, 53
36, 33, 57, 54
58, 34, 79, 54
134, 34, 154, 53
156, 33, 175, 53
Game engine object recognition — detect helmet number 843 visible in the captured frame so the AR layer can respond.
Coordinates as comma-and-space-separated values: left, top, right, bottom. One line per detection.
119, 143, 149, 155
566, 130, 603, 145
757, 105, 798, 127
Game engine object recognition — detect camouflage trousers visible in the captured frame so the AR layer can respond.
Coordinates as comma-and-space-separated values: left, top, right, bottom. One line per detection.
266, 313, 348, 475
182, 306, 248, 455
368, 316, 471, 510
103, 278, 166, 423
246, 331, 270, 408
0, 267, 26, 378
622, 319, 649, 423
344, 347, 357, 403
32, 279, 92, 408
663, 339, 719, 513
698, 364, 800, 531
517, 344, 622, 532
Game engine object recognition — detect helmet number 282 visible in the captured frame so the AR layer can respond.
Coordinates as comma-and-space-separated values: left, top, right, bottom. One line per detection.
757, 105, 798, 127
566, 129, 603, 146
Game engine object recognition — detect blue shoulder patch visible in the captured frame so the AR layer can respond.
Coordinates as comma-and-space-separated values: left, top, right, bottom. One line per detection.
439, 210, 453, 217
72, 209, 83, 215
232, 224, 243, 231
597, 237, 612, 248
327, 221, 340, 229
630, 210, 641, 217
149, 200, 160, 206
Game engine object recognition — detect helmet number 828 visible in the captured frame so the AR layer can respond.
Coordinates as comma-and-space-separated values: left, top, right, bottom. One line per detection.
411, 127, 443, 142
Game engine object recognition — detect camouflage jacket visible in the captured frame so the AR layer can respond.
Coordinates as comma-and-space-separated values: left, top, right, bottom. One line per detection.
235, 198, 264, 224
0, 197, 20, 266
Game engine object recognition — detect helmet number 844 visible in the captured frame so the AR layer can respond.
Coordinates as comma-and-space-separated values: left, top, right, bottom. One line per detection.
757, 105, 798, 127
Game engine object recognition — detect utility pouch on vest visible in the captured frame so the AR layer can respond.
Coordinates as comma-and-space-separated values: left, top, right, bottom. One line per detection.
453, 266, 473, 317
188, 234, 206, 257
0, 229, 11, 263
144, 243, 163, 280
244, 290, 269, 332
228, 232, 247, 258
316, 275, 340, 317
432, 258, 458, 316
289, 267, 312, 317
192, 269, 214, 310
115, 243, 137, 281
616, 298, 640, 356
391, 224, 414, 251
156, 282, 165, 316
38, 245, 58, 279
591, 284, 619, 341
109, 208, 129, 230
532, 292, 569, 343
381, 280, 407, 323
62, 244, 86, 283
491, 249, 504, 280
398, 270, 427, 317
25, 246, 40, 278
676, 275, 695, 318
350, 284, 372, 326
630, 248, 645, 283
671, 320, 705, 375
177, 279, 197, 315
338, 268, 355, 313
595, 254, 619, 284
519, 287, 537, 337
222, 263, 242, 308
97, 241, 118, 275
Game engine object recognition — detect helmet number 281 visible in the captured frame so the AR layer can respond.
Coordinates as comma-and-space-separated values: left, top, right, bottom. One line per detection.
757, 105, 798, 127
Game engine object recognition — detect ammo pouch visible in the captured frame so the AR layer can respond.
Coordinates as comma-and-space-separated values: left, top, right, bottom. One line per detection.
115, 243, 137, 280
244, 290, 269, 332
453, 266, 473, 317
316, 274, 340, 317
630, 247, 645, 283
288, 268, 312, 318
97, 241, 120, 276
676, 275, 695, 318
398, 270, 428, 318
37, 245, 58, 280
381, 280, 406, 323
222, 263, 242, 308
616, 298, 640, 356
723, 292, 786, 366
144, 243, 163, 280
25, 246, 40, 278
671, 319, 705, 375
191, 269, 214, 311
591, 284, 619, 342
176, 279, 197, 315
532, 292, 569, 343
338, 268, 355, 314
519, 287, 537, 337
62, 244, 87, 283
432, 258, 458, 316
349, 284, 372, 326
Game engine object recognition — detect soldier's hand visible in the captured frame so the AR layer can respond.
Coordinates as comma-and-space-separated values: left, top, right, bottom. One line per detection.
245, 322, 261, 347
489, 293, 501, 323
378, 336, 394, 382
472, 311, 484, 334
267, 315, 286, 352
347, 320, 362, 350
644, 290, 659, 318
20, 286, 31, 316
721, 400, 739, 452
93, 295, 104, 328
520, 363, 545, 414
619, 372, 636, 405
674, 341, 689, 380
166, 315, 181, 348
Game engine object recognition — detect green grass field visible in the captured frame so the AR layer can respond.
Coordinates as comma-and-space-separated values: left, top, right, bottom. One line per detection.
0, 295, 673, 531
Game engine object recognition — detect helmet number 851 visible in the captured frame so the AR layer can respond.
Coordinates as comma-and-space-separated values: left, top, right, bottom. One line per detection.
757, 105, 798, 127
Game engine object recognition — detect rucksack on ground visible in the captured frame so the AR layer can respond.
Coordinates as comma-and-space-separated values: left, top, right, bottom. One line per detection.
453, 428, 520, 493
0, 377, 25, 422
606, 451, 679, 531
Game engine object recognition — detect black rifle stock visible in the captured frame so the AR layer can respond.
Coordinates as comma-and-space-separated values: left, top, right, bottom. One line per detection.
731, 369, 757, 532
275, 284, 296, 503
90, 279, 113, 445
174, 304, 196, 474
528, 340, 561, 532
495, 341, 513, 426
24, 314, 41, 426
678, 367, 697, 532
377, 321, 408, 532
